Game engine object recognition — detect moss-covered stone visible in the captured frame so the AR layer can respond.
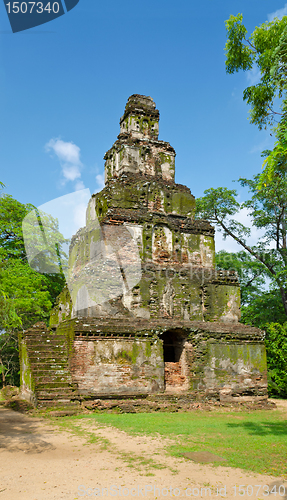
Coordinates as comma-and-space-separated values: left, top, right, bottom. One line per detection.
204, 284, 241, 323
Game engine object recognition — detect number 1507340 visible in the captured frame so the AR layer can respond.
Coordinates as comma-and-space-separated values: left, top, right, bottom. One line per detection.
6, 2, 60, 14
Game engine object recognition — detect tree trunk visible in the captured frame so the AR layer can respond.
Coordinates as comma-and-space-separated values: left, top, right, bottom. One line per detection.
0, 354, 5, 387
279, 287, 287, 317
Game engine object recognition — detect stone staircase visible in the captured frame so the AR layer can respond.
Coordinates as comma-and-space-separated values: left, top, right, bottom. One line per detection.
24, 327, 78, 407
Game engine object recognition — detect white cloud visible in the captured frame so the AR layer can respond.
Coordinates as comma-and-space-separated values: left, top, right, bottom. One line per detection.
73, 201, 88, 230
215, 207, 265, 253
45, 138, 85, 190
268, 3, 287, 21
45, 138, 82, 165
249, 133, 275, 154
62, 164, 81, 182
74, 180, 85, 191
37, 189, 91, 240
246, 66, 261, 86
95, 173, 105, 191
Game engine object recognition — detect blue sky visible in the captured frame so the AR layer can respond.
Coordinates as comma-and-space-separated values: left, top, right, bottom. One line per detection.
0, 0, 286, 251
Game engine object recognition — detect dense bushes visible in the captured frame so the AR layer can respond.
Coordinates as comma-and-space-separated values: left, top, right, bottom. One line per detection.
264, 323, 287, 398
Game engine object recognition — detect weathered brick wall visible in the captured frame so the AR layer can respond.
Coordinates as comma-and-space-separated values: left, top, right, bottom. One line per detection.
186, 323, 268, 400
19, 318, 268, 404
70, 337, 164, 396
201, 342, 267, 399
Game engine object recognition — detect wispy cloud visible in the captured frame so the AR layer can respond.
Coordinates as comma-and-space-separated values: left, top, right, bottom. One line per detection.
246, 66, 261, 86
75, 180, 85, 191
45, 138, 84, 189
95, 173, 105, 191
215, 207, 266, 253
268, 3, 287, 21
249, 133, 275, 154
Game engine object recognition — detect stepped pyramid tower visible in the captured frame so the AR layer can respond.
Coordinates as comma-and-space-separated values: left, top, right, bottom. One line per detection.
19, 95, 267, 407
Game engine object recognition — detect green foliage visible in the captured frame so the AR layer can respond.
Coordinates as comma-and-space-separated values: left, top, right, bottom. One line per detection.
196, 168, 287, 317
0, 332, 20, 387
195, 187, 250, 242
241, 290, 286, 329
264, 323, 287, 398
225, 13, 287, 129
0, 259, 52, 329
223, 13, 287, 397
0, 291, 22, 331
0, 193, 66, 330
0, 194, 34, 261
225, 14, 253, 74
0, 192, 66, 387
215, 250, 266, 305
22, 206, 68, 275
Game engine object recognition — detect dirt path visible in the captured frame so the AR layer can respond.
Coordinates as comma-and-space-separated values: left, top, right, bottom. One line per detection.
0, 406, 286, 500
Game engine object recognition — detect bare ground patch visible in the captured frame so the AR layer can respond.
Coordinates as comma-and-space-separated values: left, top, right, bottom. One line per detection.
0, 406, 286, 500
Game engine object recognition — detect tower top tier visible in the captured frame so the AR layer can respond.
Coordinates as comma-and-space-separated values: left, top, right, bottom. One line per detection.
104, 95, 176, 183
119, 94, 160, 140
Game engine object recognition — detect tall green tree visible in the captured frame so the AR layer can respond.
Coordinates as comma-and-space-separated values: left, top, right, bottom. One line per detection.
0, 193, 66, 318
215, 250, 266, 305
196, 177, 287, 317
264, 322, 287, 398
0, 193, 66, 386
225, 12, 287, 218
196, 13, 287, 318
216, 250, 286, 328
225, 13, 287, 130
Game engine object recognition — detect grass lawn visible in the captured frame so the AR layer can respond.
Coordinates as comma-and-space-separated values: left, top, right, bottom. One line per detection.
62, 409, 287, 477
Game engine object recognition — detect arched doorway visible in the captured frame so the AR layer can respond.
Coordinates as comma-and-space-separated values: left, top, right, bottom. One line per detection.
161, 329, 187, 392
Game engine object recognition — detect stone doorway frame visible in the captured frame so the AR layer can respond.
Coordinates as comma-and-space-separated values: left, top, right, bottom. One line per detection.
161, 329, 189, 392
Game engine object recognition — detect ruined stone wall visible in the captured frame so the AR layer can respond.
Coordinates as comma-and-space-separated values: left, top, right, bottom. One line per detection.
185, 323, 267, 400
20, 318, 268, 404
87, 174, 195, 221
202, 342, 267, 400
70, 338, 164, 396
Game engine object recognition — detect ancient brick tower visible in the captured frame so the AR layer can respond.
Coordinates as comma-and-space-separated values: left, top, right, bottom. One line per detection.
19, 95, 267, 406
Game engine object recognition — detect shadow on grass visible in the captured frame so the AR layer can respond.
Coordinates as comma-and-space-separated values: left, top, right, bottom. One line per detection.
226, 420, 287, 436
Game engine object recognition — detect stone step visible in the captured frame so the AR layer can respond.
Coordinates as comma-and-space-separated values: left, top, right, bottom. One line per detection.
28, 352, 67, 358
33, 370, 70, 378
35, 381, 72, 388
37, 399, 75, 407
27, 350, 67, 357
32, 364, 70, 377
34, 373, 72, 380
31, 363, 69, 370
25, 336, 66, 341
30, 361, 69, 368
31, 362, 69, 368
29, 354, 68, 360
34, 376, 70, 381
25, 342, 66, 349
25, 334, 66, 339
37, 391, 76, 399
36, 385, 77, 394
32, 369, 70, 376
31, 366, 69, 371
